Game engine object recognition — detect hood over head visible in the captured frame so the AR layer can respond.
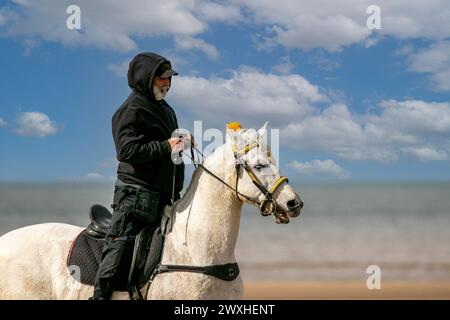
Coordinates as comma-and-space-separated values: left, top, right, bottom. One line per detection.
127, 52, 175, 99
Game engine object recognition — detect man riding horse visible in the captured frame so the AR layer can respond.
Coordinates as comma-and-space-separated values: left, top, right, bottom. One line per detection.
91, 52, 188, 300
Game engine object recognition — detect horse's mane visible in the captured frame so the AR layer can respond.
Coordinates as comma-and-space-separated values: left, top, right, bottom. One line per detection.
174, 142, 233, 213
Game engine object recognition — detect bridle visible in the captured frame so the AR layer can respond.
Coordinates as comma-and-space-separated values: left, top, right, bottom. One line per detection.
231, 142, 288, 216
187, 139, 289, 217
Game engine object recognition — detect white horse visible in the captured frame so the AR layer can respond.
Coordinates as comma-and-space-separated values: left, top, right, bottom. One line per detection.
0, 123, 302, 299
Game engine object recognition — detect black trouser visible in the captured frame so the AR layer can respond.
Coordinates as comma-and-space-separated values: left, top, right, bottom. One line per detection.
92, 185, 174, 300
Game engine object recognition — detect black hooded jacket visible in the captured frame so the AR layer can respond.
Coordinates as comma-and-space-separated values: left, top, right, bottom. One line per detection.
112, 53, 184, 196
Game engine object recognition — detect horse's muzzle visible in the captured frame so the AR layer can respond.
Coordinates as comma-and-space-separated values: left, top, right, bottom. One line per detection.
287, 198, 303, 218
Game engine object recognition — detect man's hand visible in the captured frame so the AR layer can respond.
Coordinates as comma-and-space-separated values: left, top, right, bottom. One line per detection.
167, 137, 184, 153
168, 132, 197, 153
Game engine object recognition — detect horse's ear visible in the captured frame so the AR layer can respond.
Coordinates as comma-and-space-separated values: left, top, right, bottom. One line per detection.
257, 121, 269, 137
226, 122, 242, 143
226, 128, 233, 142
226, 127, 239, 144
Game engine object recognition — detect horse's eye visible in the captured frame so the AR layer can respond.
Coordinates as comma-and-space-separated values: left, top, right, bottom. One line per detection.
254, 164, 268, 170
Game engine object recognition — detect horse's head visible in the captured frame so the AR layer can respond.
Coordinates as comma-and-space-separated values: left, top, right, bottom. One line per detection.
224, 122, 303, 224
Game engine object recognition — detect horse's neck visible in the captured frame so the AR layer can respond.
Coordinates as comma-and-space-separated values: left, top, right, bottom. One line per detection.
163, 147, 242, 265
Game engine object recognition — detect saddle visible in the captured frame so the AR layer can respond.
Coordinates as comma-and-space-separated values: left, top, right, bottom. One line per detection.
86, 204, 112, 239
67, 204, 164, 295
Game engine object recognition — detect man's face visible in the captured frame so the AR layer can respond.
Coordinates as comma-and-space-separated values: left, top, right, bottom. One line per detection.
153, 76, 171, 101
154, 76, 170, 88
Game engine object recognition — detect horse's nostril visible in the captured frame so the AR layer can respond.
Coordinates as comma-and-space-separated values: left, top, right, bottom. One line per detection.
287, 199, 300, 210
299, 200, 304, 209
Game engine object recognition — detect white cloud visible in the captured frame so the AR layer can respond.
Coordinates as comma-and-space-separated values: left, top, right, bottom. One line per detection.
2, 0, 211, 52
197, 2, 242, 22
171, 67, 327, 127
3, 0, 449, 54
375, 100, 450, 135
269, 14, 370, 52
15, 112, 58, 137
108, 59, 130, 78
281, 103, 367, 157
281, 99, 450, 163
170, 65, 450, 163
1, 0, 450, 62
175, 36, 220, 60
308, 55, 340, 71
289, 159, 351, 179
238, 0, 450, 52
401, 147, 448, 161
0, 117, 6, 127
271, 56, 294, 74
0, 0, 243, 53
407, 41, 450, 91
57, 172, 115, 182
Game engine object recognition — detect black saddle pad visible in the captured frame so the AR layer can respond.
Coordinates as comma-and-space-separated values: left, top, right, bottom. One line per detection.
67, 226, 163, 292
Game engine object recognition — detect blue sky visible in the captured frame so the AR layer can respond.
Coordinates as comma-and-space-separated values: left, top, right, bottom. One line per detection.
0, 0, 449, 183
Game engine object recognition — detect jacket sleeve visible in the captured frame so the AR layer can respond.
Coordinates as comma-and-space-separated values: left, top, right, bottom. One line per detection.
113, 107, 172, 163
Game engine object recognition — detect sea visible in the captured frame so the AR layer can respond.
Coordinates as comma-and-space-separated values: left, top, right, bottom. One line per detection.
1, 181, 449, 282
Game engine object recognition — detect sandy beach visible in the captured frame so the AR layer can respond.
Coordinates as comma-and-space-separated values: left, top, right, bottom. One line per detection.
244, 281, 450, 300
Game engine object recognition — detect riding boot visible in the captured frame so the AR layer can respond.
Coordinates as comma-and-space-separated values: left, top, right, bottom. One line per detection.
91, 277, 114, 300
92, 235, 130, 299
128, 282, 144, 300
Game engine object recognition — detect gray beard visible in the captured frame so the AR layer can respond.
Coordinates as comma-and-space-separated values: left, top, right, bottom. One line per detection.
153, 85, 169, 101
